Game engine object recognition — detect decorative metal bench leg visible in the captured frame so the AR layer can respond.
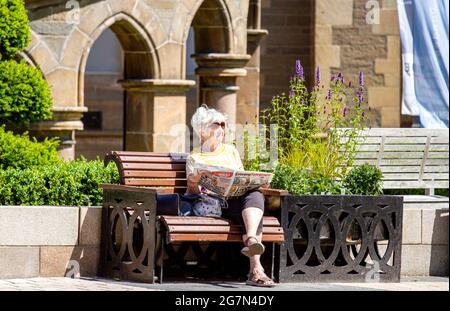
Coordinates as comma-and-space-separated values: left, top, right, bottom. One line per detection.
160, 235, 164, 284
271, 242, 275, 281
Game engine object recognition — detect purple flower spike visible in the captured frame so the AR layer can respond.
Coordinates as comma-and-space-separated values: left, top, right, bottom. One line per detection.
305, 87, 308, 93
315, 66, 321, 86
289, 90, 295, 97
331, 75, 335, 82
343, 107, 348, 117
327, 89, 332, 99
295, 60, 304, 79
362, 111, 365, 118
348, 81, 352, 88
358, 71, 364, 87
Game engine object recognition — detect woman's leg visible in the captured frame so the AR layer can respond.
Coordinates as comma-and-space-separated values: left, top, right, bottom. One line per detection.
240, 192, 275, 286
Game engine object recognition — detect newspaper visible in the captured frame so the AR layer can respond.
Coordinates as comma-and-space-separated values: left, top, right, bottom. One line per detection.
192, 163, 273, 197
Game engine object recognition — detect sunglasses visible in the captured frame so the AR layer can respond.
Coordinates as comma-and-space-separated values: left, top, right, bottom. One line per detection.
211, 121, 226, 128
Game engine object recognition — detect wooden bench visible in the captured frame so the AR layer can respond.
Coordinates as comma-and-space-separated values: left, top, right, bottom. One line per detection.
343, 128, 449, 207
100, 151, 286, 283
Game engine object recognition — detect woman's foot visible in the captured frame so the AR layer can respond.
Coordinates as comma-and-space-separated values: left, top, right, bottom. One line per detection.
246, 269, 276, 287
241, 236, 265, 257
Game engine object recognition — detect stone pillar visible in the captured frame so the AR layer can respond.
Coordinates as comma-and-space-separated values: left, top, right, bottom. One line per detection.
119, 79, 195, 153
236, 0, 268, 124
29, 107, 87, 161
237, 29, 268, 124
194, 54, 250, 125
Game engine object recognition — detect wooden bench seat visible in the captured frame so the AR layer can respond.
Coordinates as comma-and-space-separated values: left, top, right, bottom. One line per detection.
159, 215, 284, 243
101, 151, 287, 283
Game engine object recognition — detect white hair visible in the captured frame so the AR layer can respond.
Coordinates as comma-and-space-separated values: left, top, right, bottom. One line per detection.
191, 104, 227, 138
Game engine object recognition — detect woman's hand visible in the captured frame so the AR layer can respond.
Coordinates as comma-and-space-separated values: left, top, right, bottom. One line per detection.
187, 173, 201, 194
187, 173, 201, 183
260, 182, 270, 189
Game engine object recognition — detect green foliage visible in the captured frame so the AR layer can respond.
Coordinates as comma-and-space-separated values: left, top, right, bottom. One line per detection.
0, 125, 60, 169
343, 163, 383, 195
0, 0, 31, 60
0, 159, 120, 206
0, 60, 53, 125
248, 62, 371, 182
242, 60, 375, 195
271, 163, 343, 195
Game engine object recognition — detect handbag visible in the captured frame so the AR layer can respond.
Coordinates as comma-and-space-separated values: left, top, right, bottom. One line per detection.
192, 193, 227, 217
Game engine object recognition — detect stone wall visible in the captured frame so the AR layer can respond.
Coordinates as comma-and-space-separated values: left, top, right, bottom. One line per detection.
314, 0, 402, 127
0, 203, 447, 279
0, 206, 101, 278
260, 0, 315, 110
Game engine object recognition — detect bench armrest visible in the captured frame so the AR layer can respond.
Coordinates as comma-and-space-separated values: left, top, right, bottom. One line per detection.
100, 183, 158, 194
260, 188, 289, 197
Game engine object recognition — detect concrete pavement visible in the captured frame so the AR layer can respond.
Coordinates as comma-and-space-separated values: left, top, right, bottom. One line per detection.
0, 276, 447, 291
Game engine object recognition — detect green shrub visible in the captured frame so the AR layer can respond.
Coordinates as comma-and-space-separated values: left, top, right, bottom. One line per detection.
0, 0, 31, 60
343, 163, 383, 195
0, 125, 60, 169
0, 159, 120, 206
271, 163, 343, 195
0, 60, 53, 125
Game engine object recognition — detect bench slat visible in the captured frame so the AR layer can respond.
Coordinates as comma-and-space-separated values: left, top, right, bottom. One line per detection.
160, 216, 281, 226
123, 170, 186, 178
383, 180, 449, 189
167, 225, 283, 234
112, 151, 188, 158
119, 156, 187, 163
123, 163, 186, 170
168, 233, 284, 243
424, 166, 449, 173
125, 179, 187, 186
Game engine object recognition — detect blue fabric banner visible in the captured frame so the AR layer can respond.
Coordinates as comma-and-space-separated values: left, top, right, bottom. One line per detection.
397, 0, 449, 128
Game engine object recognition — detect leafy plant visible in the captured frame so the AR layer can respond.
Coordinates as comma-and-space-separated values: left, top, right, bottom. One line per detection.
0, 60, 53, 125
0, 0, 31, 60
258, 61, 370, 180
0, 159, 120, 206
271, 163, 343, 195
0, 125, 61, 169
343, 163, 383, 195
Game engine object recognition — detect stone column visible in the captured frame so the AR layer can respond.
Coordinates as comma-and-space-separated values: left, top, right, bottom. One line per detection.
236, 0, 268, 124
194, 54, 250, 125
119, 79, 195, 153
29, 107, 87, 160
236, 29, 268, 124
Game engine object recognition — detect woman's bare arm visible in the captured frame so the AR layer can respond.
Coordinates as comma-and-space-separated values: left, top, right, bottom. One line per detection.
187, 174, 201, 194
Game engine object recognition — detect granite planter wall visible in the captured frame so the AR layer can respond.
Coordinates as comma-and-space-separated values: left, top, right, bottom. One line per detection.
0, 206, 102, 279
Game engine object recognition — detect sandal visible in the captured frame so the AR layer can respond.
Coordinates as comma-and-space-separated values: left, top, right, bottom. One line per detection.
246, 269, 276, 287
241, 236, 265, 257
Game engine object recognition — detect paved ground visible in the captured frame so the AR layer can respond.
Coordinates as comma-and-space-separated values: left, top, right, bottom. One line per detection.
0, 276, 448, 291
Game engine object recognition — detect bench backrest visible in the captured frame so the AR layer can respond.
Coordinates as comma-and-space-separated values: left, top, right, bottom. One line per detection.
105, 151, 189, 194
342, 128, 449, 191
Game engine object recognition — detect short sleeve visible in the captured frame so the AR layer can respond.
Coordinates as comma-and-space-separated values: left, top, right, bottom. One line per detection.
186, 155, 195, 176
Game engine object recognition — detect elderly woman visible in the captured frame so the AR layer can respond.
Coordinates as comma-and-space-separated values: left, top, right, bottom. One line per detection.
185, 105, 276, 287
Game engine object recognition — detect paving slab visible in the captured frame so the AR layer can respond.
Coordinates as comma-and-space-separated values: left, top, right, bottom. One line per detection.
0, 276, 447, 291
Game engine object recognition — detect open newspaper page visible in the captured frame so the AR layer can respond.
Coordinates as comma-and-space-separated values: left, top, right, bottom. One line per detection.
193, 163, 273, 197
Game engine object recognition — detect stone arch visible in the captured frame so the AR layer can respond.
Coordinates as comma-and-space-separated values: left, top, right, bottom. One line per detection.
181, 0, 238, 55
76, 12, 161, 107
24, 30, 59, 77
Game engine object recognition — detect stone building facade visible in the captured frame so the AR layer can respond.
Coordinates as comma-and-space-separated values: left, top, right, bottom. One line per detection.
22, 0, 404, 160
